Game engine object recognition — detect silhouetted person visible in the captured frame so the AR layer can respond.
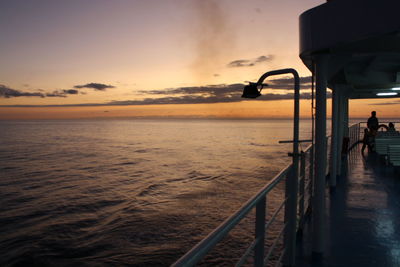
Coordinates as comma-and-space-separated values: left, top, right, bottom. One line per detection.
388, 122, 396, 132
367, 111, 379, 134
361, 128, 373, 153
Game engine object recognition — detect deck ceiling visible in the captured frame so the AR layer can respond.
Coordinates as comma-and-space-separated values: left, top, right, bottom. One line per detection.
299, 0, 400, 99
328, 33, 400, 99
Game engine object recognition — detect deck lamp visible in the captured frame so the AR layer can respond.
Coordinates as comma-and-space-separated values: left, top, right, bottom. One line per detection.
242, 83, 262, 98
241, 68, 301, 164
242, 68, 300, 266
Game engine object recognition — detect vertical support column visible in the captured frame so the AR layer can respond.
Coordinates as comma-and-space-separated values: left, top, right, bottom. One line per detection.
342, 96, 350, 168
343, 97, 349, 140
312, 54, 329, 258
254, 196, 266, 267
336, 90, 345, 175
330, 86, 339, 188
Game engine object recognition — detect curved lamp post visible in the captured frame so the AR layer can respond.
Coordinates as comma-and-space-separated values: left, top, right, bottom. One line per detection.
242, 68, 300, 266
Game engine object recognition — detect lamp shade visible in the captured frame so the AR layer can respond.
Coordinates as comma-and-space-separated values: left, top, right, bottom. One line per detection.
242, 83, 261, 98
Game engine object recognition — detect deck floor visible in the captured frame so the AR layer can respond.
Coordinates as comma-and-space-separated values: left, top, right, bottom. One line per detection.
296, 145, 400, 267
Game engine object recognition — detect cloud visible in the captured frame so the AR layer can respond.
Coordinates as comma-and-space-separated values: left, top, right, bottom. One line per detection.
0, 82, 113, 99
74, 83, 115, 91
255, 55, 270, 63
1, 80, 324, 106
0, 84, 44, 98
227, 60, 255, 68
140, 83, 244, 96
1, 90, 330, 107
227, 55, 273, 68
267, 76, 312, 90
45, 92, 67, 98
45, 89, 79, 97
107, 91, 324, 106
129, 81, 327, 105
63, 89, 79, 94
191, 0, 234, 81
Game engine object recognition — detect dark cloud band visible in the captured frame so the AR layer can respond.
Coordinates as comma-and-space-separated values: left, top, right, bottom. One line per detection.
0, 78, 319, 107
0, 85, 44, 98
0, 82, 114, 99
227, 55, 273, 68
74, 83, 115, 91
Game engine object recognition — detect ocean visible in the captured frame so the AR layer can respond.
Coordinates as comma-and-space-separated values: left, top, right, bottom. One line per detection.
0, 118, 314, 266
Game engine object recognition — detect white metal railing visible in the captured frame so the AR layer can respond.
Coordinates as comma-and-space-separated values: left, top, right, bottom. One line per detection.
172, 121, 373, 266
348, 123, 360, 150
172, 144, 315, 267
354, 121, 400, 150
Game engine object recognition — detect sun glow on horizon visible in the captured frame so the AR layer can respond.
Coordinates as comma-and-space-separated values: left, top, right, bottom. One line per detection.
1, 0, 399, 120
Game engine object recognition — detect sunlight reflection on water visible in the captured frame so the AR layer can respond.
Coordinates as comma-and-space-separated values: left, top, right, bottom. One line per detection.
0, 119, 313, 266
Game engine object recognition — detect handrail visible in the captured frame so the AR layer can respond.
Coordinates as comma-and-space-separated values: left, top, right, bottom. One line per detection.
348, 123, 360, 150
235, 239, 258, 267
172, 141, 317, 267
172, 164, 292, 267
171, 119, 377, 266
265, 197, 287, 232
264, 223, 288, 265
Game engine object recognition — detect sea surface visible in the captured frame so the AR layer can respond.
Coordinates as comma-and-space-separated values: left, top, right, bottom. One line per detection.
0, 118, 314, 266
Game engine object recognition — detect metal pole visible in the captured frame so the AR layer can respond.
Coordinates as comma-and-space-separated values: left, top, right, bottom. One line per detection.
298, 152, 306, 232
330, 86, 339, 187
254, 196, 266, 267
312, 54, 328, 258
254, 68, 300, 267
284, 71, 300, 267
336, 89, 344, 176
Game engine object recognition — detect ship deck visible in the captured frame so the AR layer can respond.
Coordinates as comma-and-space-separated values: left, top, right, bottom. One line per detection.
296, 144, 400, 267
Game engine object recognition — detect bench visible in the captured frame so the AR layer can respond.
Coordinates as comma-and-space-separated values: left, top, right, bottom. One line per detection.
375, 137, 400, 156
375, 136, 400, 156
388, 145, 400, 167
376, 131, 400, 138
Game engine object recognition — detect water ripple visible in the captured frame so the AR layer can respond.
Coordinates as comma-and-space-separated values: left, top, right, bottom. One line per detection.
0, 119, 310, 265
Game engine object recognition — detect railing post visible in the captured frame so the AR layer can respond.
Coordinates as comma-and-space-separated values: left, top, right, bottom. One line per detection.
298, 151, 306, 232
349, 126, 352, 148
349, 127, 353, 149
351, 126, 354, 147
254, 196, 266, 267
309, 146, 314, 211
354, 125, 356, 147
283, 166, 297, 266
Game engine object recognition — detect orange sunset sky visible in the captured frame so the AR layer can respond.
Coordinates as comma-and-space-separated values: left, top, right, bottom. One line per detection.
1, 0, 399, 120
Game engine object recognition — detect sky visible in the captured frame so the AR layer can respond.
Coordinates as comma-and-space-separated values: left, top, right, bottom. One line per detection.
1, 0, 399, 119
